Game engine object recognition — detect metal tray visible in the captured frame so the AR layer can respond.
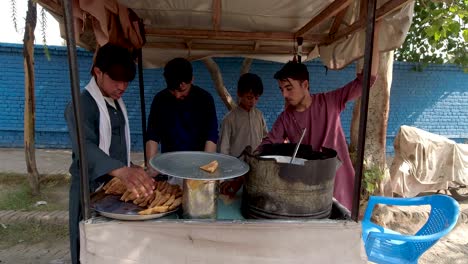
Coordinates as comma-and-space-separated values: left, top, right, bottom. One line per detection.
149, 151, 249, 180
93, 195, 178, 221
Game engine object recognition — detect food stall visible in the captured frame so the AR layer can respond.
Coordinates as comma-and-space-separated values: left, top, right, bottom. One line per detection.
37, 0, 415, 263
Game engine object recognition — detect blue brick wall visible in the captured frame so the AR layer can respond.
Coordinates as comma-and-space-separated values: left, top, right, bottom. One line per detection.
0, 43, 467, 155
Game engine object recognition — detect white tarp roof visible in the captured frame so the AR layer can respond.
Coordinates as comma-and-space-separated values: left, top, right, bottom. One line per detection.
39, 0, 415, 69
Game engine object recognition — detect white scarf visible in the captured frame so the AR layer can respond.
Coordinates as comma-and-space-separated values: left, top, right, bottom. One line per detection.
85, 77, 131, 166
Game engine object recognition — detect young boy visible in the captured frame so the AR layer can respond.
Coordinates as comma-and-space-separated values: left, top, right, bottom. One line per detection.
218, 73, 268, 196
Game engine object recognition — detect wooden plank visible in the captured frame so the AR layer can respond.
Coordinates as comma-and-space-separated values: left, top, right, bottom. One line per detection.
330, 0, 412, 43
329, 6, 349, 36
375, 0, 412, 18
145, 42, 313, 54
212, 0, 222, 31
37, 0, 62, 15
81, 220, 365, 264
146, 28, 327, 43
360, 0, 368, 20
254, 41, 261, 50
295, 0, 352, 38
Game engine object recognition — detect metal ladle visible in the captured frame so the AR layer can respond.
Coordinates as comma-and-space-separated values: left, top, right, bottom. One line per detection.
290, 128, 307, 164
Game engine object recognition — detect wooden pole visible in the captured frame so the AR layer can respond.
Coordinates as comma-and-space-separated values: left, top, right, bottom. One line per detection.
23, 0, 40, 195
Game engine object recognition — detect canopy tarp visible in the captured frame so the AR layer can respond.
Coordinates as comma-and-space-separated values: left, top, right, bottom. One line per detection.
38, 0, 414, 68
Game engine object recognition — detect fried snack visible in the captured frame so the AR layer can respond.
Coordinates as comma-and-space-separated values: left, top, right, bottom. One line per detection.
103, 178, 118, 191
126, 191, 138, 202
156, 193, 171, 206
168, 197, 182, 211
158, 181, 168, 191
153, 181, 161, 191
160, 182, 171, 194
108, 179, 183, 215
104, 178, 127, 195
138, 206, 170, 215
163, 194, 176, 207
141, 192, 156, 207
133, 195, 146, 205
149, 190, 162, 208
120, 190, 131, 201
200, 160, 218, 173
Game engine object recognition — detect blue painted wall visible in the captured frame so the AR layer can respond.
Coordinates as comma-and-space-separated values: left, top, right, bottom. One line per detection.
0, 43, 467, 154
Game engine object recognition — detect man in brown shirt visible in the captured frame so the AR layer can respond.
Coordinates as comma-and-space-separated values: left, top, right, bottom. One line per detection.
219, 73, 267, 196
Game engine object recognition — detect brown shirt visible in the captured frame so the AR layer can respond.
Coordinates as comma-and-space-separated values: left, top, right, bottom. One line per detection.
219, 107, 268, 157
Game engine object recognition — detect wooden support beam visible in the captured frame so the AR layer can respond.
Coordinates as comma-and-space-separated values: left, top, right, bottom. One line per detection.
329, 6, 349, 37
202, 58, 236, 110
329, 0, 412, 43
254, 41, 261, 50
360, 0, 368, 20
146, 28, 327, 43
295, 0, 352, 38
212, 0, 221, 31
145, 42, 313, 54
37, 0, 62, 16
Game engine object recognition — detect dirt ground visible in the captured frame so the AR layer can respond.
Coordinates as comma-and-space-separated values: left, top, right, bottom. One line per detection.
389, 198, 468, 263
0, 224, 70, 264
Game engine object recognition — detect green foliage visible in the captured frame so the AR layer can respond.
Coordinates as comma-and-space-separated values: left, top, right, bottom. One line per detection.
361, 165, 384, 201
395, 0, 468, 71
0, 173, 70, 211
348, 150, 385, 202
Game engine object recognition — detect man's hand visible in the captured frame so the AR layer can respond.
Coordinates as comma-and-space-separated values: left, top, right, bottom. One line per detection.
220, 177, 244, 198
110, 166, 155, 198
146, 165, 160, 177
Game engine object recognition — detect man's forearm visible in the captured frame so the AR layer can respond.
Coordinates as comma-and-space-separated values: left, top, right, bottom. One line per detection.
145, 140, 159, 166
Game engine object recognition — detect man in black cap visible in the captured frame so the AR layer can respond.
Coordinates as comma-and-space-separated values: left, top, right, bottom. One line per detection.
64, 44, 155, 264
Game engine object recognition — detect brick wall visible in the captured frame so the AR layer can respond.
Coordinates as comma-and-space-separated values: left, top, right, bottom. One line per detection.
0, 43, 466, 154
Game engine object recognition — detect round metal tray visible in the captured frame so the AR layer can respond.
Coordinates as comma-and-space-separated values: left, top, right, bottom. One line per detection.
93, 195, 178, 221
149, 151, 249, 180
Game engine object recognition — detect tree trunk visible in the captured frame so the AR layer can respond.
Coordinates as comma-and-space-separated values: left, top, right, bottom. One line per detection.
23, 0, 40, 195
350, 51, 394, 198
202, 58, 237, 111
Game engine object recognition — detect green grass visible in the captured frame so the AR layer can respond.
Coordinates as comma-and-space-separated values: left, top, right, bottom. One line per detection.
0, 173, 70, 211
0, 222, 68, 249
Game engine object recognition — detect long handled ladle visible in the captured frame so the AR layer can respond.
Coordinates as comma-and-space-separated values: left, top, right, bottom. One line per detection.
290, 128, 307, 164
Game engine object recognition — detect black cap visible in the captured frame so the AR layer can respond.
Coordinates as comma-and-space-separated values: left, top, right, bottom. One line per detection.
93, 44, 136, 82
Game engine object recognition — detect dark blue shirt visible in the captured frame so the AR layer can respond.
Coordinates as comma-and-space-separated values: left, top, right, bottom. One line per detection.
146, 85, 218, 153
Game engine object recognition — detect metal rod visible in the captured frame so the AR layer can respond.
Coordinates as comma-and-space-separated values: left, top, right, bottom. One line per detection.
137, 48, 148, 165
62, 0, 91, 220
290, 128, 306, 164
351, 0, 377, 221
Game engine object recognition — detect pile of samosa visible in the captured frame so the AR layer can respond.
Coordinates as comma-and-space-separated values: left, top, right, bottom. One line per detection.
103, 177, 182, 215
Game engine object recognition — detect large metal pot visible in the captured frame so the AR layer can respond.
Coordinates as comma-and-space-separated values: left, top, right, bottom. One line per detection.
242, 144, 341, 219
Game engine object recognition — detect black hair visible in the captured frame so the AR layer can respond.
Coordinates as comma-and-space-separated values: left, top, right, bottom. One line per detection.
273, 61, 309, 82
163, 58, 193, 90
93, 44, 136, 82
237, 73, 264, 96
